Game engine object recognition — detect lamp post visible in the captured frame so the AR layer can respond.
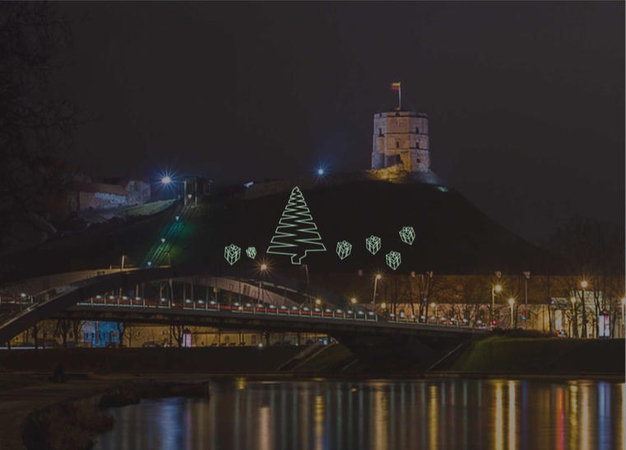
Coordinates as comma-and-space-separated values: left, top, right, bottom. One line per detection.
508, 298, 515, 329
121, 255, 126, 271
430, 302, 437, 324
570, 297, 577, 338
372, 273, 382, 305
491, 283, 502, 327
621, 298, 626, 339
523, 271, 530, 329
258, 263, 268, 305
580, 280, 588, 338
164, 251, 171, 267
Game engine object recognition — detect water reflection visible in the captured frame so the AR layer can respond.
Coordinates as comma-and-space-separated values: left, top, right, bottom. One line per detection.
94, 378, 624, 450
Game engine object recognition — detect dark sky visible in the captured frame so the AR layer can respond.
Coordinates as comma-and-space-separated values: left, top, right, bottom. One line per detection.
53, 2, 624, 245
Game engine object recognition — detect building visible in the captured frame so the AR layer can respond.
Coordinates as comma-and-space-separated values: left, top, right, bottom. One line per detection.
371, 109, 430, 173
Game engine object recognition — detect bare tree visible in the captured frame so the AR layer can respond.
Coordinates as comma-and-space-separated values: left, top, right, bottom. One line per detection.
548, 216, 625, 337
70, 318, 84, 347
54, 319, 72, 347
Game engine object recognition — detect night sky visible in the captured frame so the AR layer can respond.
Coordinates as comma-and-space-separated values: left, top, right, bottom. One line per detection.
53, 2, 624, 245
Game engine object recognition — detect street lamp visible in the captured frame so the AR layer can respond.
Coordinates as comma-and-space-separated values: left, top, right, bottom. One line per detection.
621, 298, 626, 339
121, 254, 127, 271
580, 280, 588, 338
258, 263, 268, 304
315, 298, 322, 307
372, 273, 382, 305
430, 302, 437, 324
508, 298, 515, 329
350, 297, 357, 306
523, 271, 530, 329
570, 297, 577, 338
491, 284, 502, 326
164, 251, 171, 267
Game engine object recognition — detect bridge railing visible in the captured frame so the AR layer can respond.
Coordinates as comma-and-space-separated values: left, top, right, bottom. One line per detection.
73, 297, 484, 330
76, 296, 381, 322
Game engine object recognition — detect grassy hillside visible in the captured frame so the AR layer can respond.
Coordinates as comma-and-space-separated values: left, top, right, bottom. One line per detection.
0, 204, 176, 284
173, 175, 558, 276
448, 336, 625, 375
1, 172, 560, 287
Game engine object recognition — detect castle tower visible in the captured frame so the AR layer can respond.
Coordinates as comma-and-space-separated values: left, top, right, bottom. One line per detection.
371, 110, 430, 173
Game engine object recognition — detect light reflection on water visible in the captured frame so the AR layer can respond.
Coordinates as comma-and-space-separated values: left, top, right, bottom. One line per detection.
94, 379, 624, 450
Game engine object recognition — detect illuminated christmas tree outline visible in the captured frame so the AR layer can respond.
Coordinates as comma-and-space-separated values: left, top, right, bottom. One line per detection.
267, 186, 327, 265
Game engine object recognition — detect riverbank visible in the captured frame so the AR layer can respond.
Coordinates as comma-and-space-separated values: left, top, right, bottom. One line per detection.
0, 374, 210, 450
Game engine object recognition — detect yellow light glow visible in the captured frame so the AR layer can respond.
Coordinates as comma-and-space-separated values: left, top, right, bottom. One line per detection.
375, 273, 382, 280
315, 298, 322, 305
350, 297, 357, 304
508, 298, 515, 306
494, 284, 502, 293
381, 302, 387, 309
581, 280, 588, 288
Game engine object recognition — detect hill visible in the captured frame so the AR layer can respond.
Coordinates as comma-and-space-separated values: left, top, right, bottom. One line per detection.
0, 170, 561, 290
173, 170, 560, 278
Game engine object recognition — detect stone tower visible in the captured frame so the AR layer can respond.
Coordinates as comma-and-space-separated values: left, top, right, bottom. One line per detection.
371, 109, 430, 172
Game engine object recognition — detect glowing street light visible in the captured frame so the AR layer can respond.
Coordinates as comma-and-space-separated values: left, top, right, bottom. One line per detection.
161, 175, 172, 185
165, 251, 171, 267
317, 168, 325, 176
372, 273, 382, 305
508, 298, 515, 329
315, 298, 322, 307
491, 283, 502, 326
350, 297, 357, 305
580, 280, 588, 338
430, 302, 437, 324
570, 296, 578, 337
621, 298, 626, 338
258, 263, 269, 303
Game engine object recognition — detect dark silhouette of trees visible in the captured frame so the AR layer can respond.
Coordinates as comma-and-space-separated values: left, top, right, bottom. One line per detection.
0, 2, 77, 250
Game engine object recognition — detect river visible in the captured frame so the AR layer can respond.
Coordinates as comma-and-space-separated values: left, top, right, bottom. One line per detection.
94, 378, 624, 450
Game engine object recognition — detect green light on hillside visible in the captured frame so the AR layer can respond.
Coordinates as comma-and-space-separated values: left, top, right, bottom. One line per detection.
437, 186, 449, 193
267, 186, 326, 265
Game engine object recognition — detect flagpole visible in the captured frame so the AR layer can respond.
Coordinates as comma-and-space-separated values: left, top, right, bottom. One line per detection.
399, 85, 402, 110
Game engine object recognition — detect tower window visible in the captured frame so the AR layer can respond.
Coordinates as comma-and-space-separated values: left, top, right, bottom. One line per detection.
415, 127, 420, 134
396, 141, 400, 148
416, 158, 421, 163
378, 128, 383, 136
415, 142, 420, 149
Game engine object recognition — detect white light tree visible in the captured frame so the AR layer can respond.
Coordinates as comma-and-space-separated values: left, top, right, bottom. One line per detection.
267, 187, 326, 265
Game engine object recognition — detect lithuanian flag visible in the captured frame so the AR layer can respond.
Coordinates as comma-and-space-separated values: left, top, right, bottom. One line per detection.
391, 82, 401, 91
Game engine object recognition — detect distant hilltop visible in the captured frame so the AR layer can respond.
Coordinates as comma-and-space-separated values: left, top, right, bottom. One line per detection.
244, 165, 446, 200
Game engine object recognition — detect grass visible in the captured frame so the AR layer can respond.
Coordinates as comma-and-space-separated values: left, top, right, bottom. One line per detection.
448, 335, 625, 374
1, 203, 176, 282
116, 200, 176, 217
